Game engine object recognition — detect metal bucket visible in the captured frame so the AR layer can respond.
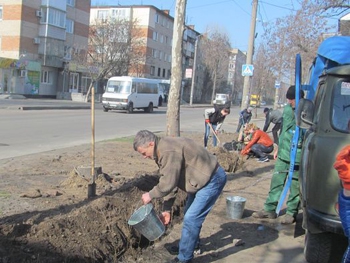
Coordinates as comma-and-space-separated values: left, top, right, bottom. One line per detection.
226, 196, 246, 219
128, 203, 165, 241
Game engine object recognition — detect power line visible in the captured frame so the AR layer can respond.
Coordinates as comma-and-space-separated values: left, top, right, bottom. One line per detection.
187, 0, 234, 10
259, 1, 297, 12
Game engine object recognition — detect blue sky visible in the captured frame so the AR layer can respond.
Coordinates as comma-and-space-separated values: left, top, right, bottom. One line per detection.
91, 0, 339, 52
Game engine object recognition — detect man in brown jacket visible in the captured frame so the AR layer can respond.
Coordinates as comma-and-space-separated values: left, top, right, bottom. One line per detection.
133, 130, 227, 263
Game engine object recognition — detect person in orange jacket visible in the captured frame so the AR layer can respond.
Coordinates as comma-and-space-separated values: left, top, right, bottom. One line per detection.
240, 123, 274, 162
334, 145, 350, 263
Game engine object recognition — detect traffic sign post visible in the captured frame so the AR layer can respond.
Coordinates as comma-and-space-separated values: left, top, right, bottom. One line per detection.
275, 81, 280, 89
242, 64, 254, 76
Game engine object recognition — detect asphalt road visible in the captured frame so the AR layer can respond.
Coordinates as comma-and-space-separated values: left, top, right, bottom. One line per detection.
0, 99, 263, 160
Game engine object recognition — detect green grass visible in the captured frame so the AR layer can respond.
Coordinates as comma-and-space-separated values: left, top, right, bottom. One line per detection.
0, 190, 11, 198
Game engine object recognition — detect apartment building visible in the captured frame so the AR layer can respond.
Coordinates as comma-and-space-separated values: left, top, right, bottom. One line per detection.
90, 5, 207, 101
0, 0, 90, 97
228, 48, 246, 103
90, 5, 174, 80
339, 12, 350, 36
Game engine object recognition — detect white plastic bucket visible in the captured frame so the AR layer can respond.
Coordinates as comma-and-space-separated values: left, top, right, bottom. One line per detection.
128, 203, 165, 241
226, 196, 246, 219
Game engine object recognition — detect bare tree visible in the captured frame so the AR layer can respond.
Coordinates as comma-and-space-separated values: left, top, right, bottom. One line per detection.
251, 44, 276, 103
254, 0, 332, 106
71, 17, 144, 102
303, 0, 350, 15
201, 28, 231, 104
166, 0, 187, 137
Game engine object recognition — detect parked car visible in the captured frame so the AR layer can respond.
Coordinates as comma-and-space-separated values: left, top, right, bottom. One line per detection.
260, 101, 266, 106
213, 93, 231, 107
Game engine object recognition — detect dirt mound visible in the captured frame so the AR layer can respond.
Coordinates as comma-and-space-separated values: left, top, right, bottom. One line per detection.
0, 132, 270, 263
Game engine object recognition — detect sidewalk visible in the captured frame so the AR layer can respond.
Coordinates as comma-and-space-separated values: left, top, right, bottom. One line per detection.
0, 95, 92, 110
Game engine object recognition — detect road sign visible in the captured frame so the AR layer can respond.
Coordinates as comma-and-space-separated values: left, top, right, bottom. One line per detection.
242, 64, 254, 76
185, 68, 193, 79
275, 81, 281, 89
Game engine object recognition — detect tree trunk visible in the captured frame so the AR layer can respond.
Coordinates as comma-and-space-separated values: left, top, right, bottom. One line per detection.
84, 81, 95, 103
211, 70, 217, 105
166, 0, 186, 137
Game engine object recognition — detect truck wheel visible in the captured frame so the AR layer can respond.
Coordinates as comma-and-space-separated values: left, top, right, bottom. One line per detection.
127, 103, 133, 114
304, 231, 332, 263
145, 103, 153, 113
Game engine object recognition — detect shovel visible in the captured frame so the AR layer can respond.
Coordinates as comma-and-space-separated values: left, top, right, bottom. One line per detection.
88, 87, 96, 198
208, 123, 221, 147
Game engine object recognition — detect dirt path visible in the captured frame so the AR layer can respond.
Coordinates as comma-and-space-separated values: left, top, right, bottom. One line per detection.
0, 132, 307, 263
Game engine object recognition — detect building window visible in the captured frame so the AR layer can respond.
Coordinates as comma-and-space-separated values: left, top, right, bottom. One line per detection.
0, 6, 3, 20
163, 69, 166, 78
42, 8, 65, 28
159, 51, 163, 60
158, 68, 161, 77
66, 19, 74, 33
98, 10, 108, 21
154, 13, 159, 23
150, 66, 155, 76
153, 31, 158, 41
152, 49, 158, 58
41, 70, 52, 84
67, 0, 75, 7
111, 9, 126, 19
64, 46, 71, 60
81, 76, 91, 93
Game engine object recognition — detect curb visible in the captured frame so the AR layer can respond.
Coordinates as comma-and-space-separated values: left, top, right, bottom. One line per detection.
6, 106, 91, 110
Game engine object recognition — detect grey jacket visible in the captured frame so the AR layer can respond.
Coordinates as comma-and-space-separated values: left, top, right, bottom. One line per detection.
149, 136, 218, 210
263, 109, 282, 132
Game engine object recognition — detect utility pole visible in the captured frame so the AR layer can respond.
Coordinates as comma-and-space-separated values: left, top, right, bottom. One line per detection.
241, 0, 258, 110
190, 35, 199, 106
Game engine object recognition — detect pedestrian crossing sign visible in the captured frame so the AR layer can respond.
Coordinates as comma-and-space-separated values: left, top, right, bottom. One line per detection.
242, 64, 254, 76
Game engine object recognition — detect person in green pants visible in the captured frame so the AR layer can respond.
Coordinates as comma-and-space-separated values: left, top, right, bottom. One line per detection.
252, 85, 304, 224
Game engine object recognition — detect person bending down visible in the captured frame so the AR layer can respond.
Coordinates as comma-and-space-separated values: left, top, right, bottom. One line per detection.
240, 123, 274, 162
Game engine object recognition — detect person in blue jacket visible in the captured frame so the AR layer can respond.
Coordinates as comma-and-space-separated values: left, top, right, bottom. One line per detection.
236, 107, 253, 133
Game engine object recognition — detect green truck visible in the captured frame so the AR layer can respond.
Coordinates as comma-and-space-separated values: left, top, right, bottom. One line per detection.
297, 36, 350, 262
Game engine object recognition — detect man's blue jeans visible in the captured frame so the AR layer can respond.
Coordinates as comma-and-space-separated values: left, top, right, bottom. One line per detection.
204, 123, 217, 147
251, 143, 273, 158
177, 166, 227, 262
339, 191, 350, 262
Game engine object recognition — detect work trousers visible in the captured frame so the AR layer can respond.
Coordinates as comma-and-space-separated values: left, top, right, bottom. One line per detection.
250, 144, 273, 158
264, 158, 300, 216
177, 166, 227, 262
204, 123, 218, 147
236, 117, 246, 133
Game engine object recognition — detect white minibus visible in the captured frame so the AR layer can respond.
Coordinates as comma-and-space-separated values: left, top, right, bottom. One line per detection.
158, 79, 170, 105
102, 76, 160, 113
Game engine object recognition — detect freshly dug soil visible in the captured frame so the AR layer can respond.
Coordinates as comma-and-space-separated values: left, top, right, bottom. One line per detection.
0, 132, 273, 263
